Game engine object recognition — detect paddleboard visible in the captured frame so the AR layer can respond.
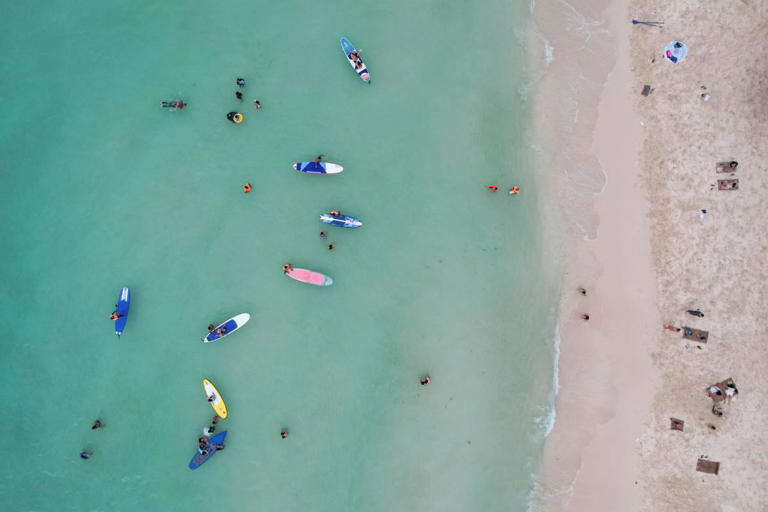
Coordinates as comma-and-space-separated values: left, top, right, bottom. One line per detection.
293, 161, 344, 174
285, 267, 333, 286
320, 212, 363, 228
203, 313, 250, 343
114, 287, 130, 336
203, 379, 228, 419
188, 431, 227, 470
340, 37, 371, 83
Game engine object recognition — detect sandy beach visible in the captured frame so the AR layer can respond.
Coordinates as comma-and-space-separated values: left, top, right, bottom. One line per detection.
532, 0, 768, 510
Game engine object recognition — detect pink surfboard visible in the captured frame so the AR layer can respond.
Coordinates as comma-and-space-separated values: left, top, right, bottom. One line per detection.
286, 267, 333, 286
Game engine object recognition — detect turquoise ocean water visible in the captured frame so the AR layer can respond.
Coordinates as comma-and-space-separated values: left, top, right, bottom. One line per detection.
0, 1, 559, 510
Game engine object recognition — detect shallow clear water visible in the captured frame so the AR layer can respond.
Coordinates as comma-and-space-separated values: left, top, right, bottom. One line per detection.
0, 1, 558, 510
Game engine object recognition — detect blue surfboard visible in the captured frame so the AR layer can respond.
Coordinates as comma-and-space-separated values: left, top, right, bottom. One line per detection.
341, 38, 371, 83
189, 431, 227, 470
320, 212, 363, 228
292, 161, 344, 174
114, 287, 130, 336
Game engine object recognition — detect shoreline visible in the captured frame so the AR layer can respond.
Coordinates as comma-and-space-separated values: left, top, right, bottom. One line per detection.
529, 0, 658, 509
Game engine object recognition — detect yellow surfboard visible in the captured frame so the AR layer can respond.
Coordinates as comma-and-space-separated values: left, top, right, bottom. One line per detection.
203, 379, 227, 419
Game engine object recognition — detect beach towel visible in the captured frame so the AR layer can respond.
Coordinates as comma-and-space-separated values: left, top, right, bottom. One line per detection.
696, 459, 720, 475
682, 327, 708, 343
664, 41, 688, 63
718, 179, 739, 190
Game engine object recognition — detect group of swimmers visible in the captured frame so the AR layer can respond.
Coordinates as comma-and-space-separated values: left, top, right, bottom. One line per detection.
486, 184, 520, 195
227, 77, 262, 124
79, 420, 103, 459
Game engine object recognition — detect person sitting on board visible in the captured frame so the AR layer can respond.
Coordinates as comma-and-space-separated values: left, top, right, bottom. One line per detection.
109, 311, 122, 321
330, 210, 340, 216
207, 393, 217, 403
216, 326, 227, 337
198, 437, 209, 455
283, 263, 292, 273
211, 442, 225, 450
349, 51, 363, 68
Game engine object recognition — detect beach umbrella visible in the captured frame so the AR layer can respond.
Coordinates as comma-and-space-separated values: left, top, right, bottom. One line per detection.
664, 41, 688, 63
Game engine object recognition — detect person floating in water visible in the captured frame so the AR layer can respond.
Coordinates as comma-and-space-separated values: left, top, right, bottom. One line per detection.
486, 184, 498, 192
226, 111, 243, 123
80, 450, 91, 460
207, 323, 215, 333
281, 429, 288, 439
243, 182, 252, 193
203, 416, 218, 437
253, 100, 262, 109
235, 91, 243, 101
236, 78, 246, 87
328, 243, 335, 251
282, 263, 292, 273
420, 376, 431, 386
91, 420, 102, 430
319, 232, 327, 238
508, 186, 520, 195
161, 100, 185, 110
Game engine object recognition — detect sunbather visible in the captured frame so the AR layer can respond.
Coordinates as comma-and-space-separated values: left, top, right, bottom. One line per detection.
716, 161, 738, 172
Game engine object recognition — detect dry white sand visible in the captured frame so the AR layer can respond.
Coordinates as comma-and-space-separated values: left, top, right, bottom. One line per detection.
531, 0, 768, 510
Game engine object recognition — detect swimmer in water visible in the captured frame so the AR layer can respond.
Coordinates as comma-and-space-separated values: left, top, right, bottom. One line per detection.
91, 420, 102, 430
207, 324, 215, 333
243, 182, 252, 193
315, 154, 325, 163
236, 78, 246, 87
235, 91, 243, 101
486, 184, 498, 192
80, 450, 91, 460
420, 376, 431, 386
281, 429, 288, 439
253, 100, 262, 109
283, 264, 292, 273
319, 232, 327, 238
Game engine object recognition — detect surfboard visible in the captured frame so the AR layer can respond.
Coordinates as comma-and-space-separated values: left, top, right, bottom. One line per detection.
320, 212, 363, 228
203, 379, 227, 419
340, 37, 371, 83
203, 313, 250, 343
114, 287, 130, 336
292, 161, 344, 174
285, 267, 333, 286
188, 431, 227, 470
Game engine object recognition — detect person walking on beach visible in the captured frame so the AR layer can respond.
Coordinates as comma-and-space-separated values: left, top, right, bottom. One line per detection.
580, 314, 590, 321
578, 287, 586, 296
